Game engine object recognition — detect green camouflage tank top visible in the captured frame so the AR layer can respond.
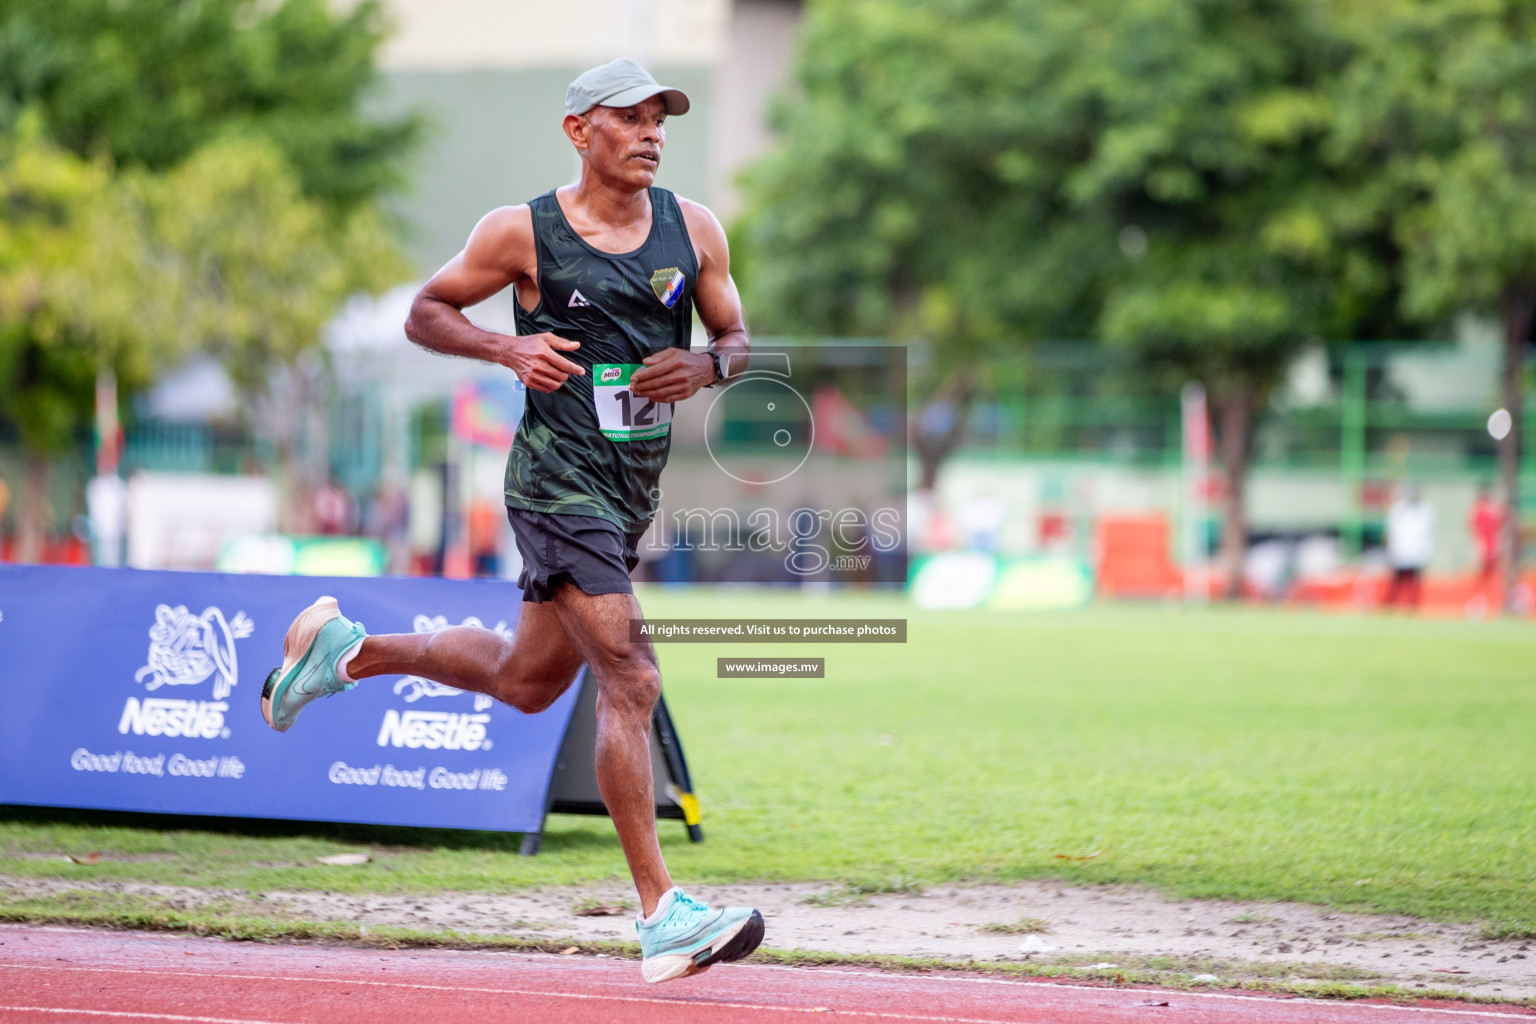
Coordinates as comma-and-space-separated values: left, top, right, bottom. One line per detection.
504, 187, 697, 531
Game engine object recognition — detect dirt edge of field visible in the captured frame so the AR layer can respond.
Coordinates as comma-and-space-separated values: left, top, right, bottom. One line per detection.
1, 873, 1532, 1005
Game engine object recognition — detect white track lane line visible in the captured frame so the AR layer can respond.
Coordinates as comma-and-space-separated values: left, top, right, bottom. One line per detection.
8, 927, 1531, 1020
0, 960, 993, 1024
0, 1007, 311, 1024
0, 963, 1528, 1024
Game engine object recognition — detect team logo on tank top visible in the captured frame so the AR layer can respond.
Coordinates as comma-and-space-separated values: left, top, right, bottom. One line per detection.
649, 268, 686, 308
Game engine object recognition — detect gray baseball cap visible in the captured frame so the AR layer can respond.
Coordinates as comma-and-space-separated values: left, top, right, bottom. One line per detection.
565, 58, 691, 117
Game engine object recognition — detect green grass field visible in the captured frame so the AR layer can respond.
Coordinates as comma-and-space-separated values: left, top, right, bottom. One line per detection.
3, 590, 1534, 936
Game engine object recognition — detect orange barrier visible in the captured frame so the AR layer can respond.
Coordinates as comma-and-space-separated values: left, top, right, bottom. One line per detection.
1095, 514, 1183, 599
0, 537, 90, 565
1092, 514, 1533, 616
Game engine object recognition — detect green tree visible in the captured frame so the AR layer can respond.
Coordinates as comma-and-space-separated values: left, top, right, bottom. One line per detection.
1078, 0, 1408, 598
140, 136, 405, 396
1333, 0, 1536, 609
736, 0, 1116, 491
0, 0, 416, 551
0, 0, 418, 212
134, 135, 409, 525
0, 118, 177, 559
0, 127, 407, 556
739, 0, 1398, 595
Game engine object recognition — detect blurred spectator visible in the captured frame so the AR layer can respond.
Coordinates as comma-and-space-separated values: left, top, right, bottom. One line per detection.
1293, 534, 1343, 581
468, 500, 503, 577
958, 494, 1006, 553
313, 480, 354, 535
364, 483, 411, 575
1384, 483, 1435, 611
909, 490, 957, 553
1468, 482, 1502, 585
1244, 538, 1293, 601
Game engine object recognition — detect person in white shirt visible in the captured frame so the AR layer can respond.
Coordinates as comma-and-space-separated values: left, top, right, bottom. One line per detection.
1384, 482, 1435, 610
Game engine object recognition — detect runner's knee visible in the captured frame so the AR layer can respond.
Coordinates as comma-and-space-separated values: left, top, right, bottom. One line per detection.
493, 658, 573, 714
505, 683, 565, 715
597, 659, 661, 717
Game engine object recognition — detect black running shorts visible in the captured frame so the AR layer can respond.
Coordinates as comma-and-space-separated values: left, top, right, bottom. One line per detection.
506, 508, 645, 603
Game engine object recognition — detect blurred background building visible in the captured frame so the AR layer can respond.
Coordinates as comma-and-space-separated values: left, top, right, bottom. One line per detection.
376, 0, 801, 276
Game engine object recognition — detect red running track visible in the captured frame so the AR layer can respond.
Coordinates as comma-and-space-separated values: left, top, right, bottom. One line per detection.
0, 924, 1531, 1024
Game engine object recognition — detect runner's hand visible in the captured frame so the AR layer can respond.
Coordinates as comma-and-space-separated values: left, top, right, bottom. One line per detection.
501, 333, 584, 392
631, 348, 713, 402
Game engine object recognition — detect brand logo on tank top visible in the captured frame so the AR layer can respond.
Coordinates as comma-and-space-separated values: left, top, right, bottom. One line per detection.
649, 268, 686, 309
569, 288, 593, 308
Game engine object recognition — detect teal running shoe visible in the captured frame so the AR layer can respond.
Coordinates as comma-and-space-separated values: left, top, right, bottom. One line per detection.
636, 889, 765, 984
260, 596, 366, 732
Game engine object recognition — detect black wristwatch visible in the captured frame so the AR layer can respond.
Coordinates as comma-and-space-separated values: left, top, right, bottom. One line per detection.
707, 350, 730, 386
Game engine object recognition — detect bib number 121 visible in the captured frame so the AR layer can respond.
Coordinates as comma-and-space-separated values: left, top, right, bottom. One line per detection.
593, 363, 672, 441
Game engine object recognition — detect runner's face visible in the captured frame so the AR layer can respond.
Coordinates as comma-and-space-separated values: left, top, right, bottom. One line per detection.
583, 98, 667, 189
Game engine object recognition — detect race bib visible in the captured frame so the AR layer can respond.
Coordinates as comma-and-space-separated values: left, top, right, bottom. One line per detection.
593, 363, 672, 441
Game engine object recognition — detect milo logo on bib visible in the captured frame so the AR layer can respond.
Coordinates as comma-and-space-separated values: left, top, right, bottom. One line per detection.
592, 363, 672, 442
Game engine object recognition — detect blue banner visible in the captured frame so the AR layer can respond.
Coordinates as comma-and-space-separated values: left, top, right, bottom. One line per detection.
0, 565, 577, 834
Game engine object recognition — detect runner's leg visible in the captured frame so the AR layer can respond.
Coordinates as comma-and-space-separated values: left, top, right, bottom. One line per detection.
546, 583, 673, 916
343, 598, 583, 714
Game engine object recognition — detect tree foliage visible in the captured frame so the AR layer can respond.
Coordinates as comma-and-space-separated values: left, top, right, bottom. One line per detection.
0, 116, 175, 454
739, 0, 1104, 348
0, 125, 406, 449
0, 117, 178, 557
1329, 0, 1536, 313
135, 134, 408, 398
736, 0, 1121, 489
0, 0, 418, 212
739, 0, 1405, 345
739, 0, 1407, 593
1331, 0, 1536, 605
0, 0, 416, 553
0, 121, 407, 552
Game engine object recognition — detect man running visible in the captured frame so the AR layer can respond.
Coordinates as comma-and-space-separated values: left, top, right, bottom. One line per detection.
260, 58, 761, 984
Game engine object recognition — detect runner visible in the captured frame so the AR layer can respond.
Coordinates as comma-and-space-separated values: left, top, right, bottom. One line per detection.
259, 58, 761, 985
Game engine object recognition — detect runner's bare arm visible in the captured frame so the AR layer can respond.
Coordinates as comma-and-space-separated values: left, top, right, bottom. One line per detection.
631, 199, 748, 402
404, 206, 586, 393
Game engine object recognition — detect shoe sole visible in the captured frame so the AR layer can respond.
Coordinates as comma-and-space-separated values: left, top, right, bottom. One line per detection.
641, 910, 765, 984
697, 909, 765, 967
260, 596, 341, 731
